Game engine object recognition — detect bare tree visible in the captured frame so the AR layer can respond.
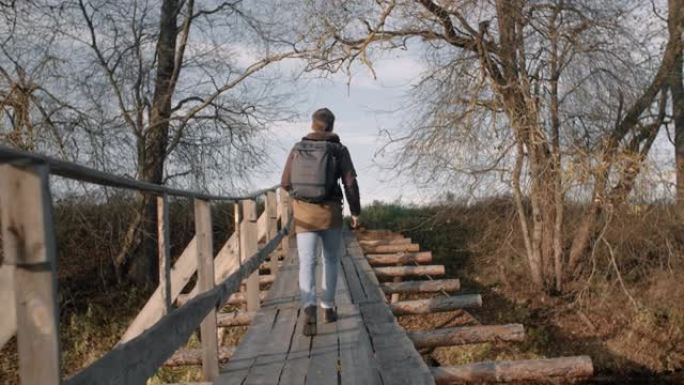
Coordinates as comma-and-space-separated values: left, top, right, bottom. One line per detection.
1, 0, 309, 283
300, 0, 679, 290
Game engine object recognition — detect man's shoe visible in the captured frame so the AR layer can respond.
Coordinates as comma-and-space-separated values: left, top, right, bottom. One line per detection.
302, 305, 317, 336
323, 307, 337, 323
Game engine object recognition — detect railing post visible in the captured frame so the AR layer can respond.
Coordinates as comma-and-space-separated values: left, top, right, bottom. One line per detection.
0, 163, 60, 385
278, 188, 292, 256
194, 199, 219, 381
240, 199, 260, 312
157, 194, 171, 314
234, 201, 241, 265
265, 191, 278, 274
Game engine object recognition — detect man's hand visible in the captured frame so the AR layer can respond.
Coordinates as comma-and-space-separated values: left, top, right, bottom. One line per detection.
351, 215, 360, 229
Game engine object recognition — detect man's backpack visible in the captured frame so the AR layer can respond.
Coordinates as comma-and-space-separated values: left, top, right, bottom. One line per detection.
290, 140, 339, 202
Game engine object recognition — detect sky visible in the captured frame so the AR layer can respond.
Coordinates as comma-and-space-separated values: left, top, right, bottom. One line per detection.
259, 51, 436, 210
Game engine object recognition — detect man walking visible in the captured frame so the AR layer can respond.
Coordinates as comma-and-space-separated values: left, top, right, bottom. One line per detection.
281, 107, 361, 336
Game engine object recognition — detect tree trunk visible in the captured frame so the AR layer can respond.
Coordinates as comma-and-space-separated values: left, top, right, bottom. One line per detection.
671, 0, 684, 214
549, 13, 564, 292
114, 0, 181, 285
568, 0, 682, 276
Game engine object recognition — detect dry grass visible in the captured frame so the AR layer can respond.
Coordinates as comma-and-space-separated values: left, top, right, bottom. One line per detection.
2, 195, 683, 383
363, 198, 684, 381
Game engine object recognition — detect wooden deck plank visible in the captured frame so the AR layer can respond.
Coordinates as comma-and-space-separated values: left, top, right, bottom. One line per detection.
278, 310, 310, 385
340, 255, 367, 304
305, 256, 340, 384
335, 262, 352, 306
305, 312, 338, 385
216, 309, 279, 385
242, 307, 299, 385
220, 230, 432, 385
344, 230, 436, 385
261, 253, 299, 309
337, 304, 382, 385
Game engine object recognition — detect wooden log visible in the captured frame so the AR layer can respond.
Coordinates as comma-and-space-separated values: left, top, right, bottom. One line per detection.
408, 324, 525, 349
366, 251, 433, 266
391, 273, 401, 303
431, 356, 594, 384
217, 311, 253, 327
194, 199, 219, 381
373, 265, 445, 278
164, 346, 235, 367
177, 291, 267, 307
356, 229, 404, 239
359, 237, 411, 247
157, 194, 172, 314
0, 164, 61, 385
258, 274, 275, 286
380, 279, 460, 295
241, 199, 260, 312
391, 294, 482, 316
226, 291, 266, 305
259, 260, 283, 272
363, 243, 420, 254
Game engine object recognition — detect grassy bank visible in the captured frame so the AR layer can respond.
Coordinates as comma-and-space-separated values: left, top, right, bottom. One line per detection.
361, 198, 684, 381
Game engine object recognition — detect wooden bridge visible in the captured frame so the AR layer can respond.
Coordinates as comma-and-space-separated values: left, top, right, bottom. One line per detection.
0, 145, 594, 385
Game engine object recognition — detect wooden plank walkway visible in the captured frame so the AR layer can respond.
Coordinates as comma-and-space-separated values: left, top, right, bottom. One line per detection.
216, 231, 434, 385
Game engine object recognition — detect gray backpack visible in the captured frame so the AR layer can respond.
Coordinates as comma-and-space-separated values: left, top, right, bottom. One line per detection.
290, 140, 339, 202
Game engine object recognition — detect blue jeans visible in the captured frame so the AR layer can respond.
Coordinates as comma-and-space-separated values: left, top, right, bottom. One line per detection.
296, 228, 342, 309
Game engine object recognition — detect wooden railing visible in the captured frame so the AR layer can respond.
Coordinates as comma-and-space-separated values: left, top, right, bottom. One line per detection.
0, 144, 293, 385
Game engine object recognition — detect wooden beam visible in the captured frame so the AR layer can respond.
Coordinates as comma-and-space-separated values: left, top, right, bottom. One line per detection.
380, 279, 460, 294
363, 243, 420, 254
366, 251, 432, 266
408, 324, 525, 349
0, 164, 60, 385
120, 236, 199, 342
0, 264, 16, 349
194, 199, 219, 381
391, 294, 482, 316
164, 346, 235, 367
431, 356, 594, 384
241, 199, 260, 312
163, 209, 273, 314
217, 311, 253, 327
157, 194, 171, 314
373, 265, 445, 278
